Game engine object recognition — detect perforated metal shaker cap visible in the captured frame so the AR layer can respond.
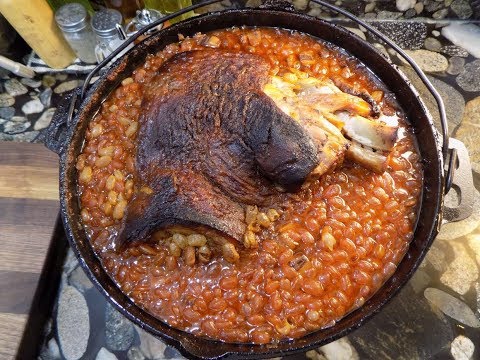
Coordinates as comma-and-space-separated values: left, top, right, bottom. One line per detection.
91, 9, 123, 38
55, 3, 89, 32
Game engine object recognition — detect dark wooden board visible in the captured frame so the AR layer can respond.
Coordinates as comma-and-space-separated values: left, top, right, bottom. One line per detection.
0, 141, 60, 359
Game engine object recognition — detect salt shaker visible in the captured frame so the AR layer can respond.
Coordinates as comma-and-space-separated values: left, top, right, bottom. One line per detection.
91, 9, 126, 63
55, 3, 97, 64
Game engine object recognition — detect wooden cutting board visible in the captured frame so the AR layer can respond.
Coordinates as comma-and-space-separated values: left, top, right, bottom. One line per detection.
0, 141, 60, 359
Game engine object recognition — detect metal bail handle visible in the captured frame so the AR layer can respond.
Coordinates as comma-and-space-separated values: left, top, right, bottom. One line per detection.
310, 0, 451, 191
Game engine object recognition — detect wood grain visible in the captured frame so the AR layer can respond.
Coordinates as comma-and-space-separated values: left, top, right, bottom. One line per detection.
0, 141, 60, 360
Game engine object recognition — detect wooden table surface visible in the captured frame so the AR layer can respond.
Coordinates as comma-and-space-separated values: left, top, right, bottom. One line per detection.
0, 141, 60, 359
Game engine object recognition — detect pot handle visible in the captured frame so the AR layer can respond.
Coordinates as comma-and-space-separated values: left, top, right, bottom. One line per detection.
41, 87, 81, 156
80, 0, 226, 100
443, 138, 475, 222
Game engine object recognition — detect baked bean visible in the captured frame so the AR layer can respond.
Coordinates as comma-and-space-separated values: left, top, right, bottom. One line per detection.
77, 27, 422, 344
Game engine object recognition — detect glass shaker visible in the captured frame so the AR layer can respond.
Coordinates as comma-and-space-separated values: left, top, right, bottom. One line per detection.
91, 9, 125, 63
55, 3, 97, 64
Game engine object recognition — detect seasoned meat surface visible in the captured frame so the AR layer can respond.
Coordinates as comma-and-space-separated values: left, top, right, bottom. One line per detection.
117, 50, 320, 248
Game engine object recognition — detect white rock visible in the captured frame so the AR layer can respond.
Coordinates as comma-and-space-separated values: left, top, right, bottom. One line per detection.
57, 286, 90, 360
432, 30, 440, 37
438, 189, 480, 240
54, 80, 80, 94
396, 0, 415, 11
414, 2, 424, 14
401, 50, 448, 72
440, 242, 478, 295
424, 288, 480, 328
425, 243, 448, 272
34, 108, 56, 131
345, 27, 366, 40
96, 348, 118, 360
365, 2, 375, 12
293, 0, 308, 10
466, 234, 480, 266
22, 99, 44, 115
318, 337, 359, 360
451, 335, 475, 360
306, 350, 327, 360
442, 23, 480, 58
136, 325, 167, 359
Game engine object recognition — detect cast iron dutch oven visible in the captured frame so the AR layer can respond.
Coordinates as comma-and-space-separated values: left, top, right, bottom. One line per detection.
43, 1, 474, 358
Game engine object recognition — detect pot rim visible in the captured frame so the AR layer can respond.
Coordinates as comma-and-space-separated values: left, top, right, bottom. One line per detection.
58, 8, 444, 359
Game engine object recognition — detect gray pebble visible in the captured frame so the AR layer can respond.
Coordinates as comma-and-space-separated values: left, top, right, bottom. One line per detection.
376, 11, 403, 19
127, 346, 146, 360
424, 37, 442, 51
456, 59, 480, 92
432, 30, 440, 37
432, 8, 449, 19
40, 88, 52, 107
67, 262, 93, 292
96, 348, 118, 360
164, 345, 186, 359
39, 337, 61, 360
363, 12, 377, 19
0, 93, 14, 107
450, 0, 472, 19
0, 107, 15, 120
57, 286, 90, 360
424, 288, 480, 327
370, 21, 427, 50
455, 97, 480, 173
22, 98, 44, 115
42, 74, 56, 88
105, 303, 135, 351
5, 78, 28, 96
426, 1, 443, 12
54, 80, 80, 94
20, 78, 42, 88
404, 8, 417, 18
441, 45, 469, 57
3, 120, 30, 134
0, 130, 39, 142
447, 56, 465, 75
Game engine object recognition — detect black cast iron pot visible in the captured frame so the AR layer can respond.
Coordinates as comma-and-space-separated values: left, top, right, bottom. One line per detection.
43, 2, 474, 359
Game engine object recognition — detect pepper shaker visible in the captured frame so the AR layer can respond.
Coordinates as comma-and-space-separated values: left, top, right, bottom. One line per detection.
91, 9, 129, 63
55, 3, 97, 64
